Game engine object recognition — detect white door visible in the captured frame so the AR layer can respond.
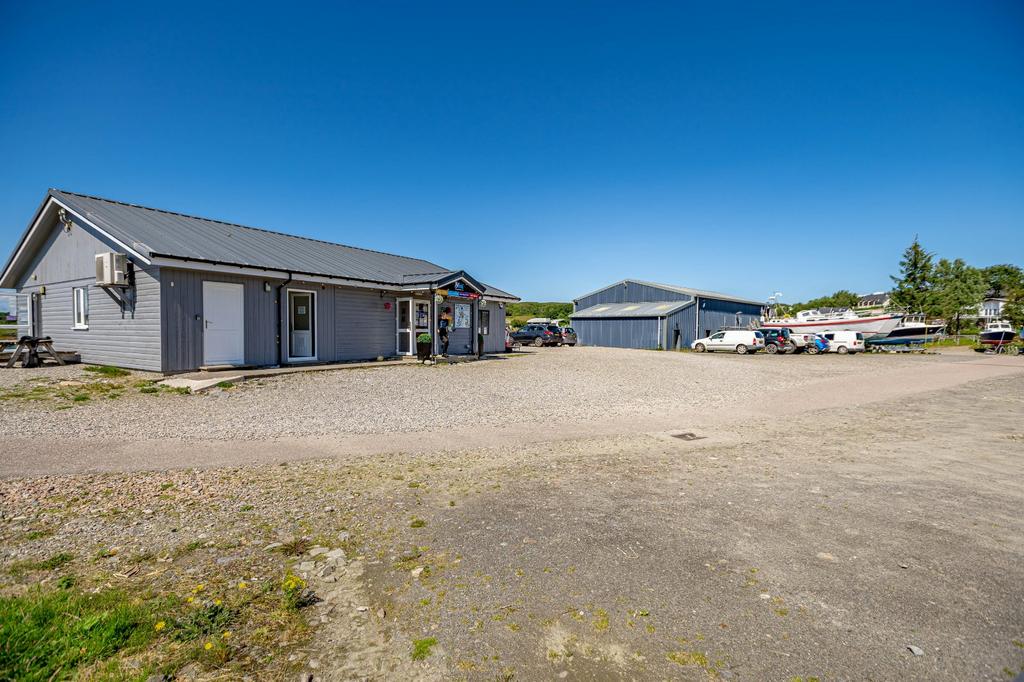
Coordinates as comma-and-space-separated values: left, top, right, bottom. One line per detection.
203, 282, 244, 365
708, 331, 727, 350
288, 290, 316, 360
397, 298, 413, 355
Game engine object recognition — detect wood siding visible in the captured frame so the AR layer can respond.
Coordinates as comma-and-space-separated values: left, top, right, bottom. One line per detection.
160, 269, 403, 370
160, 269, 279, 372
481, 302, 507, 353
14, 217, 162, 371
332, 287, 397, 361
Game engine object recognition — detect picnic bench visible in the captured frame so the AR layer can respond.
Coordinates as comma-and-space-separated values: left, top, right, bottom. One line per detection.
2, 336, 80, 368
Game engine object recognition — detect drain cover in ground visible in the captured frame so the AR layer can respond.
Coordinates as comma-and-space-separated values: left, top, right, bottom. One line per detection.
672, 432, 706, 441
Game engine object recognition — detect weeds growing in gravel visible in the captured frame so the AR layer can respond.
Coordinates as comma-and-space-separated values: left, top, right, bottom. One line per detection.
411, 637, 438, 660
280, 537, 313, 556
84, 365, 131, 377
7, 552, 74, 576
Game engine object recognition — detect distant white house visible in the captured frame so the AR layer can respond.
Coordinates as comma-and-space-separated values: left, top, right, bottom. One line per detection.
856, 292, 891, 314
977, 296, 1006, 323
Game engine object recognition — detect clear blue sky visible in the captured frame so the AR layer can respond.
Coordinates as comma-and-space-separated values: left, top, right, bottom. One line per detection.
1, 1, 1022, 307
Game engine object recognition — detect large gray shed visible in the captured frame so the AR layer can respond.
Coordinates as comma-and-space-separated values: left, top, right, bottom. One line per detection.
571, 280, 764, 350
0, 189, 517, 371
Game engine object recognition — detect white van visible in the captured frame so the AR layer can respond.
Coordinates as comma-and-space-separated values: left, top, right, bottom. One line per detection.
822, 331, 865, 354
691, 330, 765, 354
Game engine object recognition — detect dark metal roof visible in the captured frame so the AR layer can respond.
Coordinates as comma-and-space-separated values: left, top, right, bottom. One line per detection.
574, 279, 763, 307
3, 189, 516, 298
571, 300, 693, 318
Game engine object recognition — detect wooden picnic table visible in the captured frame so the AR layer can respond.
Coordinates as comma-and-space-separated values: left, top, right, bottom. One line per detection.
3, 336, 66, 368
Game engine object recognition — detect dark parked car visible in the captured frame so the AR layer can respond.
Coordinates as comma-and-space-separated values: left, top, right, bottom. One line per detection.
754, 327, 793, 354
511, 324, 561, 347
560, 326, 578, 346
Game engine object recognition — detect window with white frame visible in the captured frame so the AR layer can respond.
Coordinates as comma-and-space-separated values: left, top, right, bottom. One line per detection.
72, 287, 89, 329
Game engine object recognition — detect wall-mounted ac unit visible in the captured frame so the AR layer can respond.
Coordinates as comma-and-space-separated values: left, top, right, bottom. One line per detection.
95, 252, 128, 286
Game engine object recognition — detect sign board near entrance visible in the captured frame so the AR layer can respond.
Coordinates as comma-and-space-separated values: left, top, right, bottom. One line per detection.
454, 303, 471, 328
439, 288, 479, 300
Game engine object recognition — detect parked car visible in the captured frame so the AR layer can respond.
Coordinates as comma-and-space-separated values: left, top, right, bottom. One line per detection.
754, 327, 793, 354
545, 324, 566, 346
511, 324, 561, 347
691, 330, 765, 354
560, 326, 578, 346
822, 331, 865, 354
805, 333, 831, 355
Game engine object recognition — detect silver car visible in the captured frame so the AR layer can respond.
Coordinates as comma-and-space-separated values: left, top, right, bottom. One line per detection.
559, 326, 578, 346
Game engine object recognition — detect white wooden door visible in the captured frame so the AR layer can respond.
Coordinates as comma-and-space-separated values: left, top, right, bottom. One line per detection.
203, 282, 244, 365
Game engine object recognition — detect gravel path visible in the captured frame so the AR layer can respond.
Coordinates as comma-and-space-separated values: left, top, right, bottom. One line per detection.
0, 347, 981, 441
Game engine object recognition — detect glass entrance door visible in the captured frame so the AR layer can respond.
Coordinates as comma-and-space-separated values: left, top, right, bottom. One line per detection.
397, 299, 432, 355
288, 290, 316, 360
397, 299, 412, 354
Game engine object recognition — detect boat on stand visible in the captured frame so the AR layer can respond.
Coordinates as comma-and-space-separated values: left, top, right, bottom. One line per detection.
761, 308, 903, 340
979, 320, 1018, 347
870, 314, 945, 346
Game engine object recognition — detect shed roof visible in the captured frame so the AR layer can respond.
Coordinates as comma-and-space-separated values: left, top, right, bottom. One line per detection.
1, 189, 517, 299
574, 279, 763, 307
571, 300, 693, 319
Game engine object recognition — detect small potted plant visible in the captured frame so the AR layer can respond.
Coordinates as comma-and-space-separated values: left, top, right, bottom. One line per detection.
416, 332, 432, 361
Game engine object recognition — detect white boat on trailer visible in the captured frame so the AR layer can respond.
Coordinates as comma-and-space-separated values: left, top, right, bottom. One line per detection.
871, 314, 945, 346
761, 308, 903, 339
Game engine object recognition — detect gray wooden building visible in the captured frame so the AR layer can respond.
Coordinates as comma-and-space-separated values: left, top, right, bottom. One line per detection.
0, 189, 517, 372
570, 280, 764, 350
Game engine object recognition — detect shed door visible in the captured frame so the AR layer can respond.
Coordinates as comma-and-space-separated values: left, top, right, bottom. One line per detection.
202, 282, 244, 366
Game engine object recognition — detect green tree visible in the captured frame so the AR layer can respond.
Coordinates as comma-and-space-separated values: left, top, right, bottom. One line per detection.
931, 258, 986, 334
980, 264, 1024, 298
1002, 288, 1024, 329
790, 290, 861, 312
889, 237, 934, 313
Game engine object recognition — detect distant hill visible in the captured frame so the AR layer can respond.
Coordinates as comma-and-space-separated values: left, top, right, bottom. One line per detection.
506, 301, 572, 328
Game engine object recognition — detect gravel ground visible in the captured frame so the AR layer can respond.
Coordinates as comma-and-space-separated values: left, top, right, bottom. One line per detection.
2, 371, 1022, 680
0, 347, 978, 441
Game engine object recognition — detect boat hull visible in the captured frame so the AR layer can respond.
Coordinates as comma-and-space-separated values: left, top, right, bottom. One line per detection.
871, 323, 945, 345
980, 330, 1017, 345
762, 314, 903, 338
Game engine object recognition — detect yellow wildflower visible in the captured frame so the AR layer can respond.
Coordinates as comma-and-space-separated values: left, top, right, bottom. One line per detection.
237, 581, 248, 590
214, 599, 222, 606
222, 631, 232, 639
193, 584, 205, 593
204, 642, 213, 650
186, 596, 194, 603
154, 621, 166, 631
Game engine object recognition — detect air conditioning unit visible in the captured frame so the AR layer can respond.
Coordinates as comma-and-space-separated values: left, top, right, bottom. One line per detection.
95, 252, 128, 286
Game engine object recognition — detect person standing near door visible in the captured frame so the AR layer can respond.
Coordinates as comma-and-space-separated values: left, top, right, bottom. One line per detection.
438, 306, 452, 357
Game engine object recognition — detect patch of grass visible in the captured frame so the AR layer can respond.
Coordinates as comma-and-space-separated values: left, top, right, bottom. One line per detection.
138, 386, 159, 394
170, 601, 236, 642
72, 393, 90, 402
667, 650, 710, 668
411, 637, 438, 660
8, 552, 75, 576
159, 482, 175, 491
215, 381, 235, 389
84, 365, 131, 377
410, 517, 427, 529
0, 586, 165, 680
22, 529, 53, 541
280, 537, 313, 556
